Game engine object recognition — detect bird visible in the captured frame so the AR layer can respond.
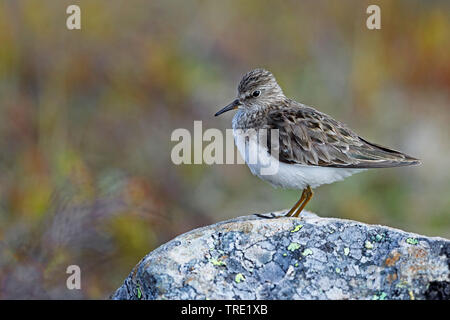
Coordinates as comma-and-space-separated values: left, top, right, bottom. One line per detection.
215, 68, 420, 218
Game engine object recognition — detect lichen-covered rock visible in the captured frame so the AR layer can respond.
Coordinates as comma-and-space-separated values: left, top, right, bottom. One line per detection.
112, 211, 450, 300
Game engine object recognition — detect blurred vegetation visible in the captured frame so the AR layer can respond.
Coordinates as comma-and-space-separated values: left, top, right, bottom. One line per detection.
0, 0, 449, 299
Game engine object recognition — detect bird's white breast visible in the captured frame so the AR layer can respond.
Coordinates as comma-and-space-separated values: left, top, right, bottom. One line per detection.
232, 128, 364, 190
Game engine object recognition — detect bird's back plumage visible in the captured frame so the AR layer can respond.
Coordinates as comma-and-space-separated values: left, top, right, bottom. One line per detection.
263, 101, 420, 169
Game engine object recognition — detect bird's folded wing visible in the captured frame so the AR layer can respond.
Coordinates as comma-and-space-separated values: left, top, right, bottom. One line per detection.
265, 106, 420, 168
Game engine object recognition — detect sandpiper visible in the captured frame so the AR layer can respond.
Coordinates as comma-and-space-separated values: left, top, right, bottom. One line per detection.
215, 68, 420, 218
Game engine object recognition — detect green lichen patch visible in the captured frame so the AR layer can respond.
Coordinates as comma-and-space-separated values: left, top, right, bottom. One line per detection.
372, 292, 387, 300
302, 248, 313, 256
235, 273, 245, 283
365, 241, 374, 249
335, 267, 341, 273
294, 263, 299, 267
136, 284, 142, 299
287, 242, 301, 251
375, 234, 384, 242
343, 247, 350, 256
209, 258, 226, 266
291, 224, 303, 233
283, 253, 287, 257
406, 238, 418, 245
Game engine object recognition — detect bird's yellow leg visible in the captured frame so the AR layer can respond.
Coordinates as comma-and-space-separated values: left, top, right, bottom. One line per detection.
292, 186, 313, 218
285, 188, 307, 217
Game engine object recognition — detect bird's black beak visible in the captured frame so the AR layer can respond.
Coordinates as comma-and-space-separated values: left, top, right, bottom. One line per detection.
215, 99, 241, 116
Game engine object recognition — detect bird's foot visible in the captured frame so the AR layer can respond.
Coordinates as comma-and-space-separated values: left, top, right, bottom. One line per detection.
255, 212, 286, 219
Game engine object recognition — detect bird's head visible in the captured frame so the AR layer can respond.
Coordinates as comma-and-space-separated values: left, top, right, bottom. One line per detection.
215, 68, 284, 116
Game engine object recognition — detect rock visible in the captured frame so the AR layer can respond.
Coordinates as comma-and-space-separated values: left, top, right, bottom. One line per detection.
112, 211, 450, 300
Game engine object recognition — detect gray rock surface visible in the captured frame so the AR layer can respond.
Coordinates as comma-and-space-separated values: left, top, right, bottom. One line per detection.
112, 211, 450, 300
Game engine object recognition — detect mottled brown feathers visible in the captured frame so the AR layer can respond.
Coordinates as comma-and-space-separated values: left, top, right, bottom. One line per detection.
238, 69, 274, 94
265, 103, 420, 168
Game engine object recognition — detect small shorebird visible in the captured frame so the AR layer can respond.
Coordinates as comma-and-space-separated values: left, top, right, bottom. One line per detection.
215, 68, 420, 218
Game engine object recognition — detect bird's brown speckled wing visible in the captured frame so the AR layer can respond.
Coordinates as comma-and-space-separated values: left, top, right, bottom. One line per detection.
265, 104, 420, 168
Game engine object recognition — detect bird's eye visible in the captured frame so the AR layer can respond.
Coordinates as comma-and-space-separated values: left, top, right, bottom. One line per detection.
252, 90, 261, 97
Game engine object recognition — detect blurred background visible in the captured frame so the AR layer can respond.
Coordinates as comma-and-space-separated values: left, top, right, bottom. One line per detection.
0, 0, 449, 299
